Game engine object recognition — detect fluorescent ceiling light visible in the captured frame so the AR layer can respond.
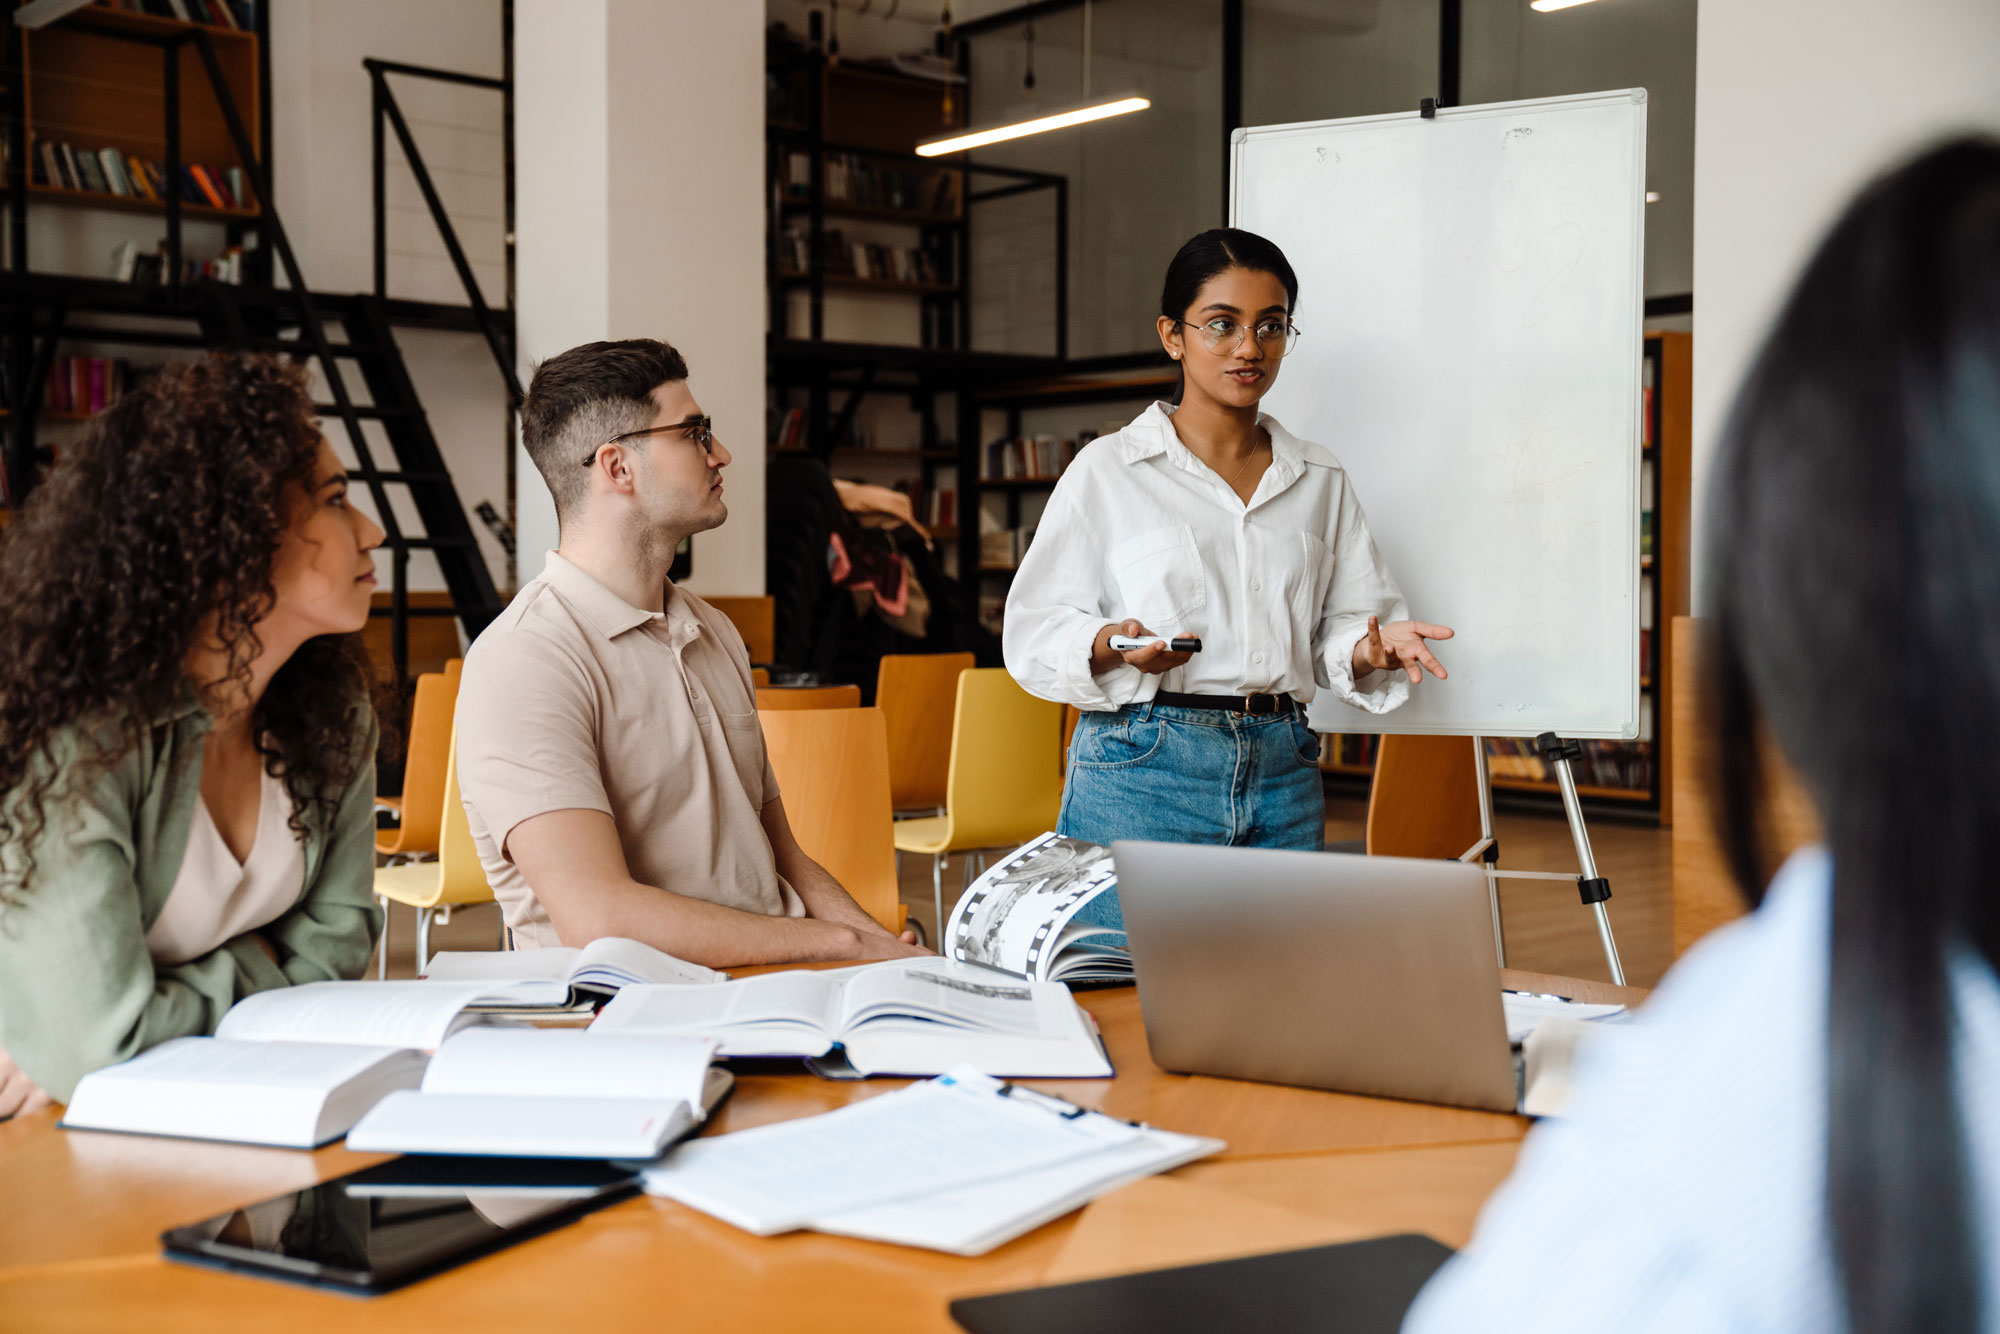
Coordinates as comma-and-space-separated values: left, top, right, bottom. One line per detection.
916, 95, 1151, 157
1530, 0, 1603, 11
1644, 191, 1661, 203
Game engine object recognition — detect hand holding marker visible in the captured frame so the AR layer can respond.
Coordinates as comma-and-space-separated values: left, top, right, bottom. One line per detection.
1108, 634, 1203, 654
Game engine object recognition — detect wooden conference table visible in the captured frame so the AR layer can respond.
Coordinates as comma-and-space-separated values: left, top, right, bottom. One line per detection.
0, 968, 1640, 1333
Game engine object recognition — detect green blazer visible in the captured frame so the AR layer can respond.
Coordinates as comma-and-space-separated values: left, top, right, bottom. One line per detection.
0, 689, 382, 1102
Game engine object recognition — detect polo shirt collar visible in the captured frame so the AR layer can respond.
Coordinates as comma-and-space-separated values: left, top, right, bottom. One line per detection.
541, 550, 665, 641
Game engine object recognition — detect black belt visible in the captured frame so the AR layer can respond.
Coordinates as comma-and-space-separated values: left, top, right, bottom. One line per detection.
1153, 690, 1299, 716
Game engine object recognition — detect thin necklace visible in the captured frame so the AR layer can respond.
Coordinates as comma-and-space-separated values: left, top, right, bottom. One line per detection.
1224, 440, 1264, 489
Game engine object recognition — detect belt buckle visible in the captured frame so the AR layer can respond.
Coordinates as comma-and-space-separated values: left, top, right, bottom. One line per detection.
1244, 692, 1279, 716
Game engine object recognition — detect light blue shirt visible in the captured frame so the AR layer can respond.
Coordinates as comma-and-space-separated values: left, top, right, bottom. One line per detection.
1405, 848, 2000, 1332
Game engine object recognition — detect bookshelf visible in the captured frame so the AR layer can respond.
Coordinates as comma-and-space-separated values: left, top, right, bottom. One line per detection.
762, 22, 1070, 662
1318, 331, 1694, 822
19, 3, 263, 220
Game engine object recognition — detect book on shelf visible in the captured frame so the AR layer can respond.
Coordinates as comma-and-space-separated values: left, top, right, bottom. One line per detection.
817, 151, 960, 216
921, 486, 957, 529
31, 135, 250, 211
771, 406, 807, 452
1482, 737, 1654, 793
589, 955, 1112, 1078
945, 832, 1132, 984
1322, 732, 1380, 770
44, 356, 132, 416
345, 1029, 730, 1160
983, 434, 1071, 481
421, 937, 724, 1005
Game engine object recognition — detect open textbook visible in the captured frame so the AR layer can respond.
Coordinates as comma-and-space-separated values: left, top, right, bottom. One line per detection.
61, 981, 545, 1148
590, 957, 1111, 1078
423, 937, 725, 1006
946, 832, 1130, 983
347, 1030, 730, 1160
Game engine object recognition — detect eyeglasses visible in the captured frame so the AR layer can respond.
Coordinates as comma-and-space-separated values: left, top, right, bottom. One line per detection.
1177, 316, 1301, 359
580, 415, 714, 467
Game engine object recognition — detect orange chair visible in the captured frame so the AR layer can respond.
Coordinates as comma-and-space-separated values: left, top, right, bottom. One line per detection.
756, 683, 861, 710
751, 667, 771, 688
875, 652, 974, 814
375, 667, 460, 859
1365, 734, 1483, 859
757, 707, 908, 936
705, 595, 775, 664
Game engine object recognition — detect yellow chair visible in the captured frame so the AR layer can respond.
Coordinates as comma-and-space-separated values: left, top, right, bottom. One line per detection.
372, 727, 498, 976
374, 668, 459, 859
876, 651, 974, 814
757, 706, 908, 937
756, 683, 861, 710
892, 669, 1065, 943
751, 666, 771, 688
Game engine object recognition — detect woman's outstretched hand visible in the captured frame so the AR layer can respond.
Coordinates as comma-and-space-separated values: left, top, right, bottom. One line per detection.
1353, 614, 1453, 684
1091, 620, 1193, 677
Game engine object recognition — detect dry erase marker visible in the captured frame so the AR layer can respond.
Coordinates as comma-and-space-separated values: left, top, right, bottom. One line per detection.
1109, 635, 1202, 654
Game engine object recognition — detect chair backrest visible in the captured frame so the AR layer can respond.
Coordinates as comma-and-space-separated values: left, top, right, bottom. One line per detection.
376, 670, 459, 857
1365, 734, 1483, 860
943, 669, 1065, 850
751, 666, 771, 688
758, 707, 902, 933
435, 725, 496, 908
705, 595, 776, 663
757, 683, 861, 710
874, 652, 974, 810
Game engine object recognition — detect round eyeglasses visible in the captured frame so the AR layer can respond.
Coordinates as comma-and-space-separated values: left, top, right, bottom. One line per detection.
1177, 316, 1301, 359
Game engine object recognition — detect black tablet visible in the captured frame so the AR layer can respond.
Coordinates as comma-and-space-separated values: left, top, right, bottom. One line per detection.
161, 1155, 640, 1295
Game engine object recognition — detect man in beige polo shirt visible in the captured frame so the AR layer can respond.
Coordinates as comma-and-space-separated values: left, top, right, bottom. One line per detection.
455, 338, 926, 967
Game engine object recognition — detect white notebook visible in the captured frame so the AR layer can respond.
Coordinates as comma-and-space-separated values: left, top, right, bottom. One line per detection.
641, 1067, 1158, 1235
346, 1029, 727, 1160
423, 938, 726, 1006
590, 958, 1111, 1078
61, 1038, 428, 1149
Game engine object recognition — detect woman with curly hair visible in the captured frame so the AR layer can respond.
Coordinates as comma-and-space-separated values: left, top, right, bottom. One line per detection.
0, 351, 386, 1116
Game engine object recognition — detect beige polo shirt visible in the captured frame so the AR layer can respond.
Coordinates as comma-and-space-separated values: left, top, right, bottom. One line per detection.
455, 552, 804, 948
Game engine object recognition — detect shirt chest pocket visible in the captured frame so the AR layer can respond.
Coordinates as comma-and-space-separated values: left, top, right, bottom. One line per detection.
1109, 523, 1209, 630
1286, 531, 1334, 627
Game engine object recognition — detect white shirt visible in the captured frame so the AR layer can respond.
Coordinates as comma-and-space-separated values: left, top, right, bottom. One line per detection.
1404, 847, 2000, 1332
144, 766, 306, 966
1003, 401, 1410, 713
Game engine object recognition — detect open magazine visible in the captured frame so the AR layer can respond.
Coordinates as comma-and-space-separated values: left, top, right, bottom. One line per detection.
945, 832, 1130, 984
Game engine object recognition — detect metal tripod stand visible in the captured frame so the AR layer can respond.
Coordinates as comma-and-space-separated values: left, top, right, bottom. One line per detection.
1461, 732, 1626, 986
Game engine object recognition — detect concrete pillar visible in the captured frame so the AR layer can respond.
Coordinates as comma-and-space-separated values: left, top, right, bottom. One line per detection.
513, 0, 765, 596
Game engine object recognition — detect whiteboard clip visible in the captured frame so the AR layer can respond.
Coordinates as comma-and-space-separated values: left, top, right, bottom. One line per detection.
1420, 97, 1438, 120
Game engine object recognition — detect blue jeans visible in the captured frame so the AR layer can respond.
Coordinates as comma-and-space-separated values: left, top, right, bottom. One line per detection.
1057, 702, 1326, 932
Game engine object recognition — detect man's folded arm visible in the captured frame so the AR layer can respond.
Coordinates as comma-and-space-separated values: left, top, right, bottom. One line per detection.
504, 808, 900, 968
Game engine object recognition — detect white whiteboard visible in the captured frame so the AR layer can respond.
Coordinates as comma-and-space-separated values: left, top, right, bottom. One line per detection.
1232, 90, 1647, 739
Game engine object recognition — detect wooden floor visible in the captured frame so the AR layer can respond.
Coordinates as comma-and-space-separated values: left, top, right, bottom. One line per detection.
390, 791, 1675, 988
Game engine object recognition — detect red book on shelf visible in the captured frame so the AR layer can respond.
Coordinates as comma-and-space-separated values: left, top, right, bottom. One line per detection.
187, 164, 228, 210
88, 359, 106, 415
45, 359, 66, 414
70, 358, 88, 415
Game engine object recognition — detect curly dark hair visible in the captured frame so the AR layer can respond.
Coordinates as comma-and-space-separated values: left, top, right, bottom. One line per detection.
0, 352, 379, 904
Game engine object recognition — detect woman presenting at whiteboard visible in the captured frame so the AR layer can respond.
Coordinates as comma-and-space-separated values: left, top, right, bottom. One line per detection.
1005, 228, 1451, 876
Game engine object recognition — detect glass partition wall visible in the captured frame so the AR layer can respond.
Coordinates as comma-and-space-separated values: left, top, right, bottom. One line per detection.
959, 0, 1693, 357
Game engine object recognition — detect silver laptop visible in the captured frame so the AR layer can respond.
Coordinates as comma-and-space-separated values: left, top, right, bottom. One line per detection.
1114, 841, 1519, 1113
